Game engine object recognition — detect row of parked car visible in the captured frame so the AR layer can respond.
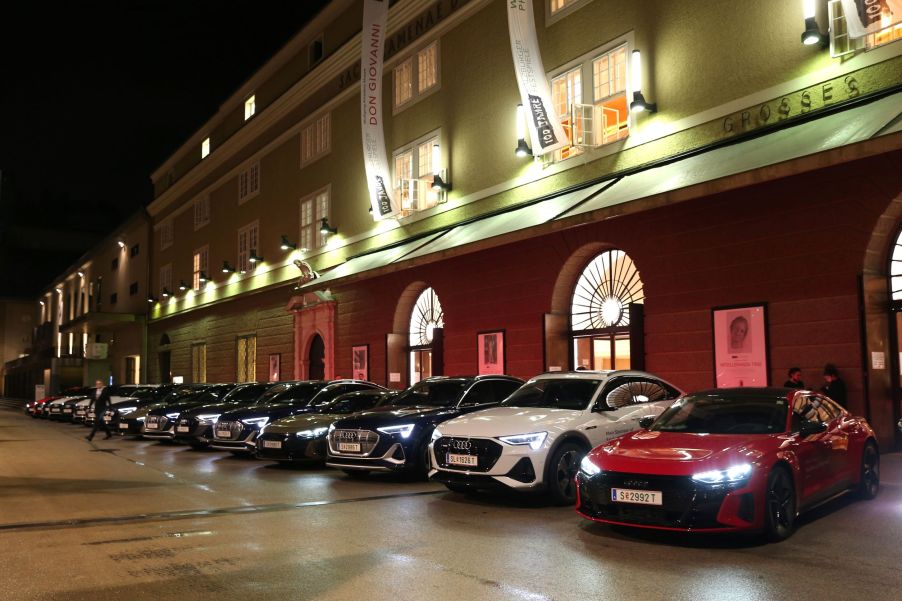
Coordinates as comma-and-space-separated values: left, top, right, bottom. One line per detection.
26, 369, 881, 542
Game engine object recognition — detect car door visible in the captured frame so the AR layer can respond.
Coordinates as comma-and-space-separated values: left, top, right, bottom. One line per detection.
591, 376, 680, 443
790, 392, 840, 502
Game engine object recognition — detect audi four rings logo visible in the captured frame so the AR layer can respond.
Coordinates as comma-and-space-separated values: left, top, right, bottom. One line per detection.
337, 431, 358, 440
624, 480, 649, 489
450, 439, 472, 450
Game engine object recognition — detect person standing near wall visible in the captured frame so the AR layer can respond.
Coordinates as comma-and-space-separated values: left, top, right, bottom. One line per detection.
783, 367, 805, 389
820, 364, 847, 408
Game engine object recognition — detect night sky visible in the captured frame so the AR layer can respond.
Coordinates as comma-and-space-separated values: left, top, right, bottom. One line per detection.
0, 0, 329, 298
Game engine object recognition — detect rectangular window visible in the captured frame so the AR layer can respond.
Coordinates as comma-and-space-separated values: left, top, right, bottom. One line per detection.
125, 356, 140, 384
300, 112, 331, 166
828, 0, 902, 57
236, 335, 257, 383
129, 282, 138, 296
394, 42, 439, 110
309, 34, 324, 66
201, 137, 210, 159
191, 343, 207, 383
238, 163, 261, 203
393, 134, 443, 214
549, 43, 630, 163
160, 263, 172, 296
110, 292, 118, 305
299, 188, 330, 252
237, 221, 259, 273
192, 245, 209, 290
244, 95, 256, 120
130, 243, 140, 257
111, 257, 119, 270
160, 221, 174, 250
193, 196, 210, 230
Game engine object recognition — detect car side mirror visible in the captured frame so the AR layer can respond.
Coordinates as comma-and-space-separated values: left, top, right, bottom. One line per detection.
638, 415, 655, 429
799, 421, 827, 436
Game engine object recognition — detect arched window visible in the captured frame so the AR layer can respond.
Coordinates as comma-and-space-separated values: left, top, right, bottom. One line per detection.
409, 287, 444, 384
570, 249, 643, 370
890, 232, 902, 302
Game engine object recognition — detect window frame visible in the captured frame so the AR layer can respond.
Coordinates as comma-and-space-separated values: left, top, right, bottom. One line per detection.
299, 186, 331, 253
201, 137, 211, 159
237, 221, 260, 274
392, 40, 441, 114
238, 162, 261, 204
546, 0, 593, 26
244, 94, 256, 121
193, 196, 210, 230
392, 130, 444, 216
192, 245, 209, 291
300, 112, 332, 167
160, 221, 174, 251
236, 334, 257, 383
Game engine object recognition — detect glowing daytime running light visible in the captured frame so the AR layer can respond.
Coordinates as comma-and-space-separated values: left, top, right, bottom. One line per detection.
691, 463, 752, 484
165, 412, 180, 419
197, 413, 221, 424
295, 427, 329, 439
498, 432, 547, 451
431, 429, 442, 442
242, 416, 270, 428
117, 406, 137, 416
579, 455, 602, 476
377, 423, 415, 438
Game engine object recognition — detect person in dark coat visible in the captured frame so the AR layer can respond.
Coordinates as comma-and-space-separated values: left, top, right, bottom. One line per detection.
820, 364, 847, 408
783, 367, 805, 389
86, 384, 113, 441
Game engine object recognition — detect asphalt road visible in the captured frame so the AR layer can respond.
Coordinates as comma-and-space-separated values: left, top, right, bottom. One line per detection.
1, 408, 900, 601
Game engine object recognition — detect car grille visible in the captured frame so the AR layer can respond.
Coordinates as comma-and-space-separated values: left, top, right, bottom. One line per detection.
146, 415, 170, 430
328, 429, 379, 456
433, 437, 503, 472
577, 471, 734, 530
177, 416, 197, 430
214, 421, 245, 440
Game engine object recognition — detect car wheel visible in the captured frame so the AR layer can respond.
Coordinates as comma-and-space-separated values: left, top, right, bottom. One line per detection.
856, 442, 880, 500
546, 442, 585, 506
764, 466, 796, 542
342, 469, 370, 479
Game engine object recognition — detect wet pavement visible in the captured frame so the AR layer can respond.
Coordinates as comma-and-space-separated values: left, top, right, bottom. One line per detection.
2, 408, 901, 601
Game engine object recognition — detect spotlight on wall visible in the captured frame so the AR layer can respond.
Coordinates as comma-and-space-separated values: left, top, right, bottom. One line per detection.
147, 296, 157, 304
431, 143, 451, 192
280, 235, 297, 251
198, 271, 209, 284
161, 287, 172, 298
514, 104, 532, 157
629, 50, 657, 114
319, 217, 337, 236
800, 0, 826, 46
248, 250, 264, 264
221, 261, 235, 274
178, 280, 188, 291
77, 271, 84, 278
39, 300, 45, 307
117, 240, 126, 249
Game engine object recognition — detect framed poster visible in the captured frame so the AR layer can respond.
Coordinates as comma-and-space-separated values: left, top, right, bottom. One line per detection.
352, 345, 369, 381
712, 304, 769, 388
269, 353, 281, 382
477, 330, 505, 375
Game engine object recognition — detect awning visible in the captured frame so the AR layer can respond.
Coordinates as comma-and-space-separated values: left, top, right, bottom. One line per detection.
557, 91, 902, 221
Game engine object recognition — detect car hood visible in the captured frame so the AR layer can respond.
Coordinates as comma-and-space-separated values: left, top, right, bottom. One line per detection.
333, 405, 460, 429
586, 431, 779, 476
127, 403, 164, 419
266, 413, 340, 434
437, 406, 584, 437
182, 402, 238, 417
220, 403, 306, 421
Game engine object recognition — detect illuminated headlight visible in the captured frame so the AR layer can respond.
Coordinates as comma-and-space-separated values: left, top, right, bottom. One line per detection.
136, 416, 145, 422
579, 455, 602, 476
498, 432, 547, 451
327, 423, 336, 435
242, 416, 269, 428
197, 413, 220, 425
377, 423, 415, 438
165, 412, 180, 420
117, 406, 137, 416
692, 463, 753, 484
295, 427, 329, 439
431, 429, 442, 442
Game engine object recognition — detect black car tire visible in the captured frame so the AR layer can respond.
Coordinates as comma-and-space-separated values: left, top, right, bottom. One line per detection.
764, 466, 796, 542
342, 469, 370, 478
856, 441, 880, 500
545, 442, 585, 506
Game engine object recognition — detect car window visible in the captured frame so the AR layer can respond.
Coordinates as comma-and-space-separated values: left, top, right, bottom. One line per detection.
226, 384, 270, 403
792, 393, 837, 424
459, 382, 495, 406
491, 380, 521, 402
602, 378, 674, 409
393, 380, 469, 407
501, 379, 601, 410
652, 394, 788, 434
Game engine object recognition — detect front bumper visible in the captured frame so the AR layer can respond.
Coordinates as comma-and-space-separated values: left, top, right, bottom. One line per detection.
428, 436, 543, 491
173, 418, 214, 446
575, 470, 760, 532
256, 433, 328, 462
210, 422, 259, 453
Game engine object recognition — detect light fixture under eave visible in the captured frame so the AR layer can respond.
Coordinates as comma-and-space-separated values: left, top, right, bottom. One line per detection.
515, 138, 532, 157
801, 17, 826, 46
147, 296, 157, 304
198, 271, 209, 284
629, 50, 658, 114
431, 143, 451, 192
222, 261, 235, 274
39, 300, 45, 306
161, 287, 172, 298
248, 250, 264, 264
319, 217, 337, 236
515, 104, 533, 157
280, 235, 297, 251
178, 281, 188, 291
117, 240, 125, 249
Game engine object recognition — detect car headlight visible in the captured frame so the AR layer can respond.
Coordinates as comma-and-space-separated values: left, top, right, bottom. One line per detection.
165, 412, 180, 419
197, 413, 220, 425
327, 423, 336, 435
136, 416, 145, 422
579, 455, 602, 476
296, 427, 329, 439
377, 423, 415, 438
498, 432, 547, 451
242, 416, 269, 428
692, 463, 752, 484
431, 429, 442, 442
117, 406, 137, 416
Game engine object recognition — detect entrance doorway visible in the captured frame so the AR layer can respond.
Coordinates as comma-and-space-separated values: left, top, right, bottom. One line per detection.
574, 334, 631, 370
309, 334, 325, 380
408, 287, 443, 385
158, 351, 171, 383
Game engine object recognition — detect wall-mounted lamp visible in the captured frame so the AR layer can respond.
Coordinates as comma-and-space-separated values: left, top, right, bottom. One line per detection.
117, 240, 126, 249
280, 235, 297, 251
161, 287, 172, 298
198, 271, 209, 284
319, 217, 337, 236
800, 0, 826, 46
147, 296, 157, 304
55, 287, 62, 294
629, 50, 657, 114
515, 104, 533, 157
178, 280, 188, 291
248, 250, 264, 264
221, 261, 235, 274
39, 300, 45, 306
431, 143, 451, 192
77, 271, 84, 278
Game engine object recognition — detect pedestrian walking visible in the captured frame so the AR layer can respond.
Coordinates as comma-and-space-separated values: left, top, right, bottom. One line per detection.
86, 382, 113, 441
820, 363, 847, 408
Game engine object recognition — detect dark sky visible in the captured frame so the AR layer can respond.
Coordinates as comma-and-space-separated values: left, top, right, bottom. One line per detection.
0, 0, 329, 298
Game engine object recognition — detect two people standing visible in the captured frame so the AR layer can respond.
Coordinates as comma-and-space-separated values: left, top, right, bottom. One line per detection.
783, 364, 847, 408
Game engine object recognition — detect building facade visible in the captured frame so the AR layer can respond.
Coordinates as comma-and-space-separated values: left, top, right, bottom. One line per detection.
143, 0, 902, 447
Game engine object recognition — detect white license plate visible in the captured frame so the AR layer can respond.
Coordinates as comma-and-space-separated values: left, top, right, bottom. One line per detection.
611, 488, 663, 505
447, 453, 478, 466
103, 418, 111, 423
338, 442, 361, 452
119, 423, 129, 429
64, 408, 72, 413
176, 426, 189, 433
216, 430, 230, 438
263, 440, 282, 449
145, 423, 158, 429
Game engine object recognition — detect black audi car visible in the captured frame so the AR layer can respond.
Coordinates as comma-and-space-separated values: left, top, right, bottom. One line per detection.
211, 380, 385, 454
113, 384, 208, 436
143, 384, 239, 441
325, 375, 523, 478
256, 389, 399, 465
173, 382, 274, 448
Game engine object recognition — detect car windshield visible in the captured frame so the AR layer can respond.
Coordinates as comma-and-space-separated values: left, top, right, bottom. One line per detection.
650, 394, 788, 434
392, 380, 470, 407
501, 379, 601, 410
314, 393, 387, 415
224, 383, 271, 403
253, 382, 325, 406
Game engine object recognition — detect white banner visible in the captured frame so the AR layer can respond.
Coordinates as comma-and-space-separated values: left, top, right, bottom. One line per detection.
507, 0, 568, 156
840, 0, 902, 38
361, 0, 400, 220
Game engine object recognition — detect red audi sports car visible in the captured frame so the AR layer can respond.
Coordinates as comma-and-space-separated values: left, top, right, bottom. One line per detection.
576, 387, 879, 541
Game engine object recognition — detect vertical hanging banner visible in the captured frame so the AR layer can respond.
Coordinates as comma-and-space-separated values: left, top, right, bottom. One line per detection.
507, 0, 568, 156
840, 0, 902, 38
361, 0, 400, 220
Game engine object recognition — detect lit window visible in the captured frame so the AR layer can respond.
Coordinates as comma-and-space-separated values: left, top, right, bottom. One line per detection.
238, 163, 260, 203
299, 188, 330, 252
237, 221, 259, 274
192, 246, 209, 290
828, 0, 902, 57
192, 343, 207, 383
244, 95, 256, 120
549, 0, 588, 16
160, 221, 174, 250
193, 197, 210, 230
394, 42, 439, 110
300, 112, 331, 166
201, 137, 210, 159
393, 134, 442, 215
237, 335, 256, 382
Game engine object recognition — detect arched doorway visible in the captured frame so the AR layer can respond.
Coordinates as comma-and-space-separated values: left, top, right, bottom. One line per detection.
409, 287, 444, 384
571, 249, 644, 370
309, 334, 325, 380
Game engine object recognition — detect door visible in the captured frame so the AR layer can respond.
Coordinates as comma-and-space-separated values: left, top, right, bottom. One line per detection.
158, 351, 171, 384
790, 392, 841, 502
309, 334, 325, 380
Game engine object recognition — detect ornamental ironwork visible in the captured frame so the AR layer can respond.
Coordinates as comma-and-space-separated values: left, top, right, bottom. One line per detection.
571, 250, 644, 331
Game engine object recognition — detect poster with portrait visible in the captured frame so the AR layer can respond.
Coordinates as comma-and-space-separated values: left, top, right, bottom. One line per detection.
712, 304, 769, 388
352, 345, 369, 381
477, 330, 505, 375
269, 353, 280, 382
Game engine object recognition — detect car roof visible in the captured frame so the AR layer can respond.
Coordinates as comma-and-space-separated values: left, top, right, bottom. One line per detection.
689, 387, 796, 398
529, 369, 661, 382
